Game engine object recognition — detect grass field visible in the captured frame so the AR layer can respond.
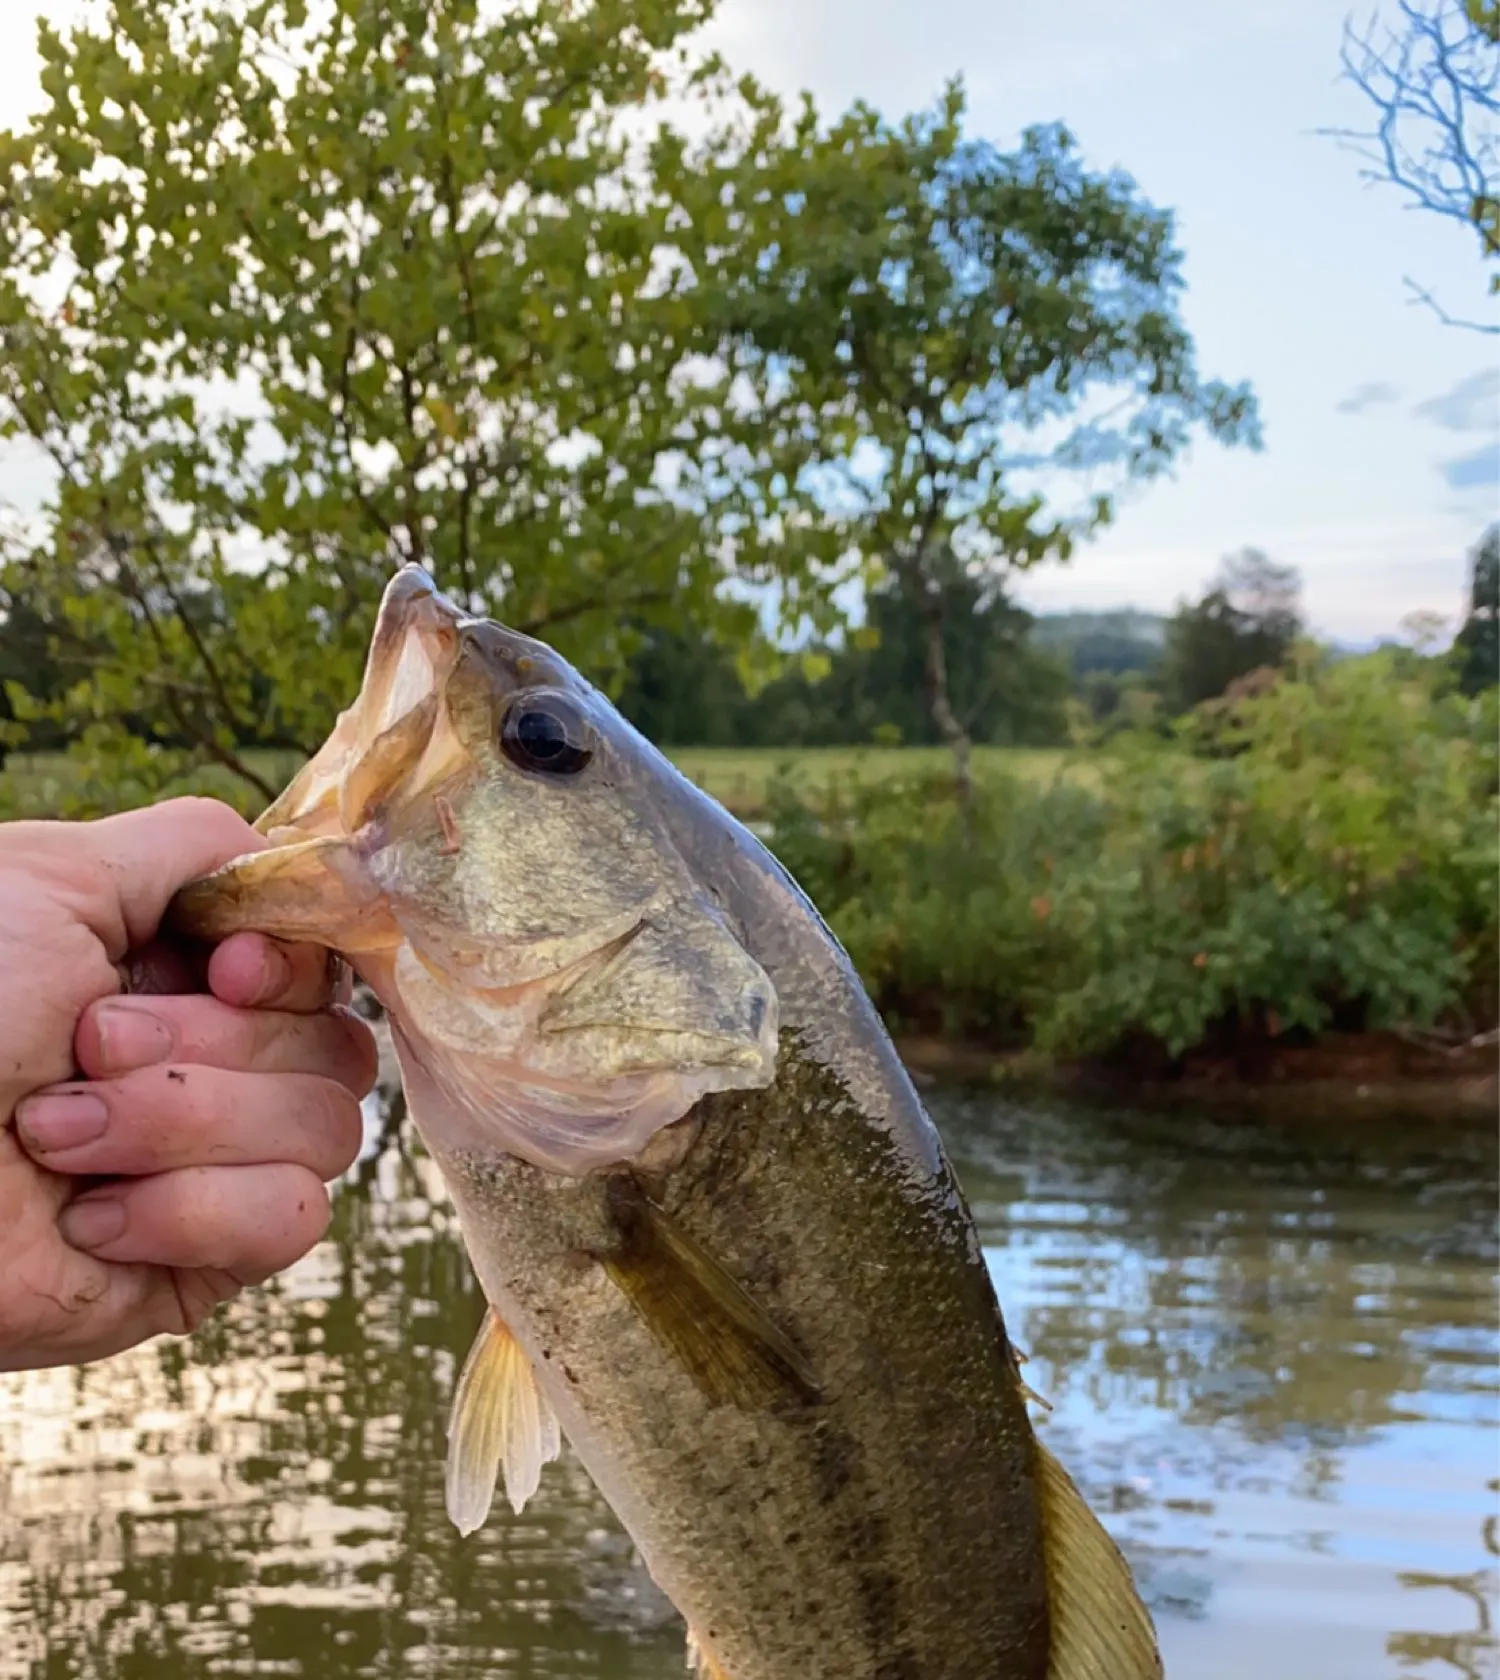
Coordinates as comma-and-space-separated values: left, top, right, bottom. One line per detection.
667, 744, 1081, 815
1, 743, 1085, 820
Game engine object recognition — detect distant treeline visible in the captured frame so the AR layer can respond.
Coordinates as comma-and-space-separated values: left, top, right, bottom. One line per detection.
615, 574, 1096, 750
616, 532, 1499, 750
2, 531, 1494, 764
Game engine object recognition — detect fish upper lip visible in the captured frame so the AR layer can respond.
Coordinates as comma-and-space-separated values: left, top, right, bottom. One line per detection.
254, 568, 467, 841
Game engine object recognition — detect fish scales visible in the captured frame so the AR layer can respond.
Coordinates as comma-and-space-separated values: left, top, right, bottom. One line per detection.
432, 1042, 1049, 1680
169, 564, 1163, 1680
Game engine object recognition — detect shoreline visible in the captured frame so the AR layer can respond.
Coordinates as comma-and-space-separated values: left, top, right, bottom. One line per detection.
359, 1001, 1496, 1124
895, 1031, 1499, 1121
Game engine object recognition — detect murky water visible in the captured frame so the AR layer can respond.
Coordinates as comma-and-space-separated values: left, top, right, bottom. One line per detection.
1, 1086, 1495, 1679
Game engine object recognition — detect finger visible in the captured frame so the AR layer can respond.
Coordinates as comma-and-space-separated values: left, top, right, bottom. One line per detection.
73, 993, 378, 1094
16, 1066, 365, 1182
12, 799, 266, 960
116, 935, 210, 998
56, 1163, 331, 1283
207, 931, 350, 1013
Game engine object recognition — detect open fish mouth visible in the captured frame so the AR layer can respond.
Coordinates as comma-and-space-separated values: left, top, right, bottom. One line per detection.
171, 560, 781, 1176
257, 565, 470, 845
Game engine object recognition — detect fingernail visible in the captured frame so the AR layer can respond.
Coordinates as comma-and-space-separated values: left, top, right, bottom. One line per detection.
95, 1002, 175, 1069
16, 1091, 109, 1154
59, 1196, 126, 1251
248, 941, 293, 1006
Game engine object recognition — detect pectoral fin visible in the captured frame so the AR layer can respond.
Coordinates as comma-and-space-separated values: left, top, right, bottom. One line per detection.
446, 1309, 562, 1535
1038, 1442, 1163, 1679
686, 1627, 733, 1680
600, 1179, 818, 1411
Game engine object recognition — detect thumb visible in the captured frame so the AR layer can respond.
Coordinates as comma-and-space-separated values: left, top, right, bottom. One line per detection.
61, 798, 267, 958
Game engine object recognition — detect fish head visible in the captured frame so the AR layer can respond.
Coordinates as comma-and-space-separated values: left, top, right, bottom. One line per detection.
173, 564, 778, 1174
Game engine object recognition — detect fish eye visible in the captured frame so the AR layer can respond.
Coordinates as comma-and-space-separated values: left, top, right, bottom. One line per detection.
500, 692, 593, 777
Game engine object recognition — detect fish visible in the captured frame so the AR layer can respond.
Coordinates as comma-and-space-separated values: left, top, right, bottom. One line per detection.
170, 564, 1162, 1680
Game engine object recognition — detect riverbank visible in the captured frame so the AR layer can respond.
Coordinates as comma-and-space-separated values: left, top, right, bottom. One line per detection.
896, 1030, 1499, 1120
765, 653, 1497, 1086
358, 1001, 1495, 1126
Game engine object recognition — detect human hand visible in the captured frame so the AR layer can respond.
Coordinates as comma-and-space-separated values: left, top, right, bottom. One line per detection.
0, 797, 376, 1372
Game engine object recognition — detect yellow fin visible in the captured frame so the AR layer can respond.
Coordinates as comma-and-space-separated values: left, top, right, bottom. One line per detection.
601, 1178, 819, 1410
1038, 1442, 1163, 1680
685, 1626, 732, 1680
445, 1309, 562, 1535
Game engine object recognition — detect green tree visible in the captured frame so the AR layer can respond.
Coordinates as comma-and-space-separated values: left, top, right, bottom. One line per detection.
1160, 550, 1303, 715
614, 570, 1071, 749
0, 578, 77, 761
0, 0, 822, 813
842, 569, 1069, 749
613, 621, 753, 747
1327, 0, 1499, 331
1453, 524, 1500, 693
710, 83, 1260, 795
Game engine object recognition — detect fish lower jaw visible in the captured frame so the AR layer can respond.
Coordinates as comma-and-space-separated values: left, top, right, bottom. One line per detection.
383, 1017, 767, 1179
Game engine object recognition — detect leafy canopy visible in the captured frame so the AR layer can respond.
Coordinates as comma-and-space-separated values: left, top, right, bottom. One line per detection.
705, 84, 1260, 773
0, 6, 1258, 815
0, 0, 825, 809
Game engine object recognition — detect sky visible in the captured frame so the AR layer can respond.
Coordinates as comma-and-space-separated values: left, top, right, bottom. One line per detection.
2, 0, 1497, 644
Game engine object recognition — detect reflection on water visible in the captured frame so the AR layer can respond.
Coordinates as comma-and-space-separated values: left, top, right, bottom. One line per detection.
2, 1087, 1496, 1679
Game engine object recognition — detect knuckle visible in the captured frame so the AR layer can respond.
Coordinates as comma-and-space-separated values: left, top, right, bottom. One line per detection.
244, 1005, 289, 1066
324, 1009, 380, 1096
157, 1266, 241, 1338
195, 1073, 249, 1163
308, 1079, 364, 1170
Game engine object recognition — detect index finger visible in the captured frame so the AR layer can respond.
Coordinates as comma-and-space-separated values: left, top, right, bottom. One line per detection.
207, 931, 352, 1013
4, 799, 265, 961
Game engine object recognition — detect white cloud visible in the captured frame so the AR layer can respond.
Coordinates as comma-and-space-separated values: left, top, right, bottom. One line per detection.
1413, 368, 1500, 434
1335, 380, 1401, 415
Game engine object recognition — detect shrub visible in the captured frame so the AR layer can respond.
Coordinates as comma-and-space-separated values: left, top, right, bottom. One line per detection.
765, 649, 1498, 1061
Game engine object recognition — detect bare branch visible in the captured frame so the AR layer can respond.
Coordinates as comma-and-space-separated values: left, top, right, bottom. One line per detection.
1403, 272, 1500, 330
1323, 0, 1498, 326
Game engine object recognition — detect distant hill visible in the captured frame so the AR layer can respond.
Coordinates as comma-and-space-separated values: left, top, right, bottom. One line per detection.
1030, 608, 1167, 675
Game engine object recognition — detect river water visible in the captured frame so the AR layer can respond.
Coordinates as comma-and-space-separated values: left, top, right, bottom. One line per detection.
1, 1086, 1495, 1679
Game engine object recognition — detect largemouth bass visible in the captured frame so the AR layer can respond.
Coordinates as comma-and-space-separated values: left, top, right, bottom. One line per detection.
172, 565, 1161, 1680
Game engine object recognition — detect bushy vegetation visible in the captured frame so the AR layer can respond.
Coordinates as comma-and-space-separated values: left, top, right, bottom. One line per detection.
766, 648, 1498, 1064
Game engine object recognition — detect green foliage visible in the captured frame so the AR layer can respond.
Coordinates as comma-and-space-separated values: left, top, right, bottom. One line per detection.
767, 649, 1498, 1058
707, 84, 1260, 761
1159, 549, 1303, 713
616, 571, 1070, 749
0, 7, 1258, 811
1452, 523, 1499, 695
0, 0, 830, 813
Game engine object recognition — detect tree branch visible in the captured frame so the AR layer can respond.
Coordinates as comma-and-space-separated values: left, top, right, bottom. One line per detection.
1322, 0, 1498, 319
106, 541, 278, 802
1403, 272, 1500, 331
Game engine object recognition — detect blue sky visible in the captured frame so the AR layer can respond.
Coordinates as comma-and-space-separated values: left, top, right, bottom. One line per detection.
701, 0, 1498, 642
4, 0, 1496, 642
